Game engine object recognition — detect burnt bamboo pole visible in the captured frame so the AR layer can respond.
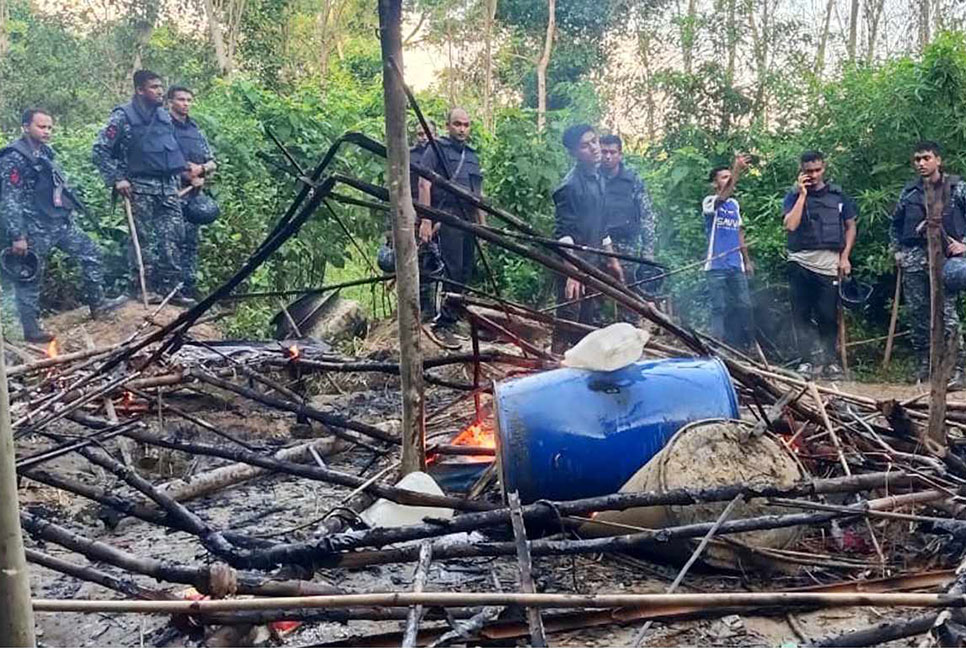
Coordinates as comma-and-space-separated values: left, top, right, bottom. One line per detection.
19, 512, 339, 597
379, 0, 425, 475
30, 591, 966, 615
24, 548, 167, 601
315, 490, 932, 568
0, 305, 35, 646
314, 470, 914, 553
193, 369, 398, 444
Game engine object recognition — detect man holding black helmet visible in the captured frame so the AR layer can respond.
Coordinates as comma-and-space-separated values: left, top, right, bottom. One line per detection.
168, 85, 218, 300
782, 150, 857, 379
0, 109, 125, 343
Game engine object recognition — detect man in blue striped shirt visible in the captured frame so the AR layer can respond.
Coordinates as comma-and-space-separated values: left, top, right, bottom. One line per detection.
702, 156, 754, 351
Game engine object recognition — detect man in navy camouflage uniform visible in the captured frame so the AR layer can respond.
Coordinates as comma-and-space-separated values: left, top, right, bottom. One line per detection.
92, 69, 195, 306
600, 134, 656, 322
0, 109, 125, 342
168, 85, 216, 300
891, 140, 966, 386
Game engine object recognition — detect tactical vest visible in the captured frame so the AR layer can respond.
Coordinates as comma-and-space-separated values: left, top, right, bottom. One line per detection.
0, 138, 78, 220
604, 167, 640, 237
172, 118, 208, 165
896, 175, 966, 246
430, 137, 482, 217
786, 184, 847, 252
119, 102, 186, 178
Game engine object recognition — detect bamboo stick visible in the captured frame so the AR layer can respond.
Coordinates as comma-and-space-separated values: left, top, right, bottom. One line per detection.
30, 591, 966, 615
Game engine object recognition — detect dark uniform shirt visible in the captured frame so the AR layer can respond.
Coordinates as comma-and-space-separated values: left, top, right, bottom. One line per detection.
172, 115, 215, 166
0, 138, 79, 240
553, 164, 607, 251
604, 163, 656, 257
419, 136, 482, 217
91, 98, 184, 194
409, 141, 429, 200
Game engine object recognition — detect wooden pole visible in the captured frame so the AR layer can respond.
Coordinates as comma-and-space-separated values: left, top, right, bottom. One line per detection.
883, 265, 902, 368
926, 179, 950, 446
123, 197, 149, 308
0, 294, 36, 646
28, 591, 966, 615
378, 0, 426, 475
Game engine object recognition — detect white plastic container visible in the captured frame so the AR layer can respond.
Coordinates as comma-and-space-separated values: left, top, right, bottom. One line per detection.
562, 322, 651, 372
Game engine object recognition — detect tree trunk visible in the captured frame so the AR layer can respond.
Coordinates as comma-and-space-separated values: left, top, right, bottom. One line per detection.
926, 180, 949, 447
847, 0, 859, 59
682, 0, 697, 74
639, 32, 657, 142
722, 0, 738, 132
815, 0, 834, 73
864, 0, 884, 61
204, 0, 231, 74
483, 0, 498, 131
378, 0, 427, 475
919, 0, 930, 52
536, 0, 556, 133
0, 0, 8, 57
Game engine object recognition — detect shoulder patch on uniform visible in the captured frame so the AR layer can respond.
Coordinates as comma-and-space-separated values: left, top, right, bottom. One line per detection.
105, 124, 118, 140
8, 167, 20, 186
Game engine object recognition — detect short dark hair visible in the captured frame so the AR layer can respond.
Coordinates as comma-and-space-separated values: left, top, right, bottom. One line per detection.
167, 85, 193, 100
708, 165, 730, 182
133, 69, 161, 91
562, 124, 595, 152
21, 108, 52, 127
914, 140, 942, 156
800, 150, 825, 165
599, 134, 622, 150
446, 107, 469, 123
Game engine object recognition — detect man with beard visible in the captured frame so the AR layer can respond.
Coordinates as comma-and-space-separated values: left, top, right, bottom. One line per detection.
92, 70, 194, 306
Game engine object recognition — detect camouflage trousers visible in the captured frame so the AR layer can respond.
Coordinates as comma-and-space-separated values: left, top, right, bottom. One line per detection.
13, 217, 104, 325
182, 221, 200, 294
130, 177, 184, 295
898, 246, 961, 361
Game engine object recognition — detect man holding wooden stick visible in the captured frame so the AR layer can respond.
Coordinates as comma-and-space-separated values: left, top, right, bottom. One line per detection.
92, 70, 195, 307
890, 141, 966, 386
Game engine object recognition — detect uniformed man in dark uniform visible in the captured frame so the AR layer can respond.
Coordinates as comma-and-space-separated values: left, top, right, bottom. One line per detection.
417, 107, 482, 344
599, 133, 656, 321
0, 109, 125, 342
408, 120, 445, 324
782, 150, 857, 379
92, 69, 194, 306
552, 124, 624, 354
168, 85, 217, 300
891, 140, 966, 385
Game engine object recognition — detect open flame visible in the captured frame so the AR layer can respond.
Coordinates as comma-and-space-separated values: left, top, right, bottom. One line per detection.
287, 344, 300, 360
449, 417, 496, 463
45, 339, 58, 358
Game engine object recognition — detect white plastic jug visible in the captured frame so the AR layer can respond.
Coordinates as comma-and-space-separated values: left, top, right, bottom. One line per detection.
562, 322, 651, 372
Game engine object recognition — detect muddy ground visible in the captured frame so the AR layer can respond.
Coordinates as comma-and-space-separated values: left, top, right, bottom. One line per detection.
15, 308, 950, 647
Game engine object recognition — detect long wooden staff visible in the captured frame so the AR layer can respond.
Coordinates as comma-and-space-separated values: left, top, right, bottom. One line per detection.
123, 197, 148, 308
883, 265, 902, 369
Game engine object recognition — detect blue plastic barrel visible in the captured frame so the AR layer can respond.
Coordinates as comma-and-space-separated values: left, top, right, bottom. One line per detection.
494, 357, 740, 504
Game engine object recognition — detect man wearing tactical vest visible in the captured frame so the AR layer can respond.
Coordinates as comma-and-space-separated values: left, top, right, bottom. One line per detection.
0, 109, 125, 343
600, 134, 657, 323
782, 151, 857, 380
168, 85, 217, 301
890, 141, 966, 386
417, 107, 483, 346
92, 70, 194, 307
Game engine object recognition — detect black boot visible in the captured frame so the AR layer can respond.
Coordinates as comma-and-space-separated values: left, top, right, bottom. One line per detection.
90, 295, 128, 320
22, 316, 54, 344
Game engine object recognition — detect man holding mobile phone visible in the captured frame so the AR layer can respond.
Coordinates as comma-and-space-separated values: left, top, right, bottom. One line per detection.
782, 150, 857, 379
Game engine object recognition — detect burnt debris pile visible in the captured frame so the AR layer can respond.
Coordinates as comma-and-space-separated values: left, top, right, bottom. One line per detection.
15, 133, 966, 647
